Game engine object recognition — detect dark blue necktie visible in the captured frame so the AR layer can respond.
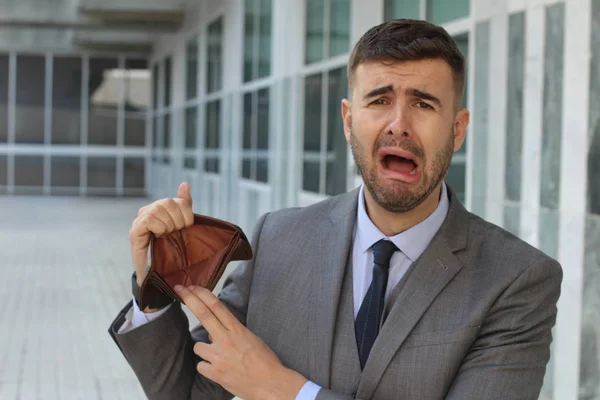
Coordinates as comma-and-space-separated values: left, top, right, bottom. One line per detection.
355, 239, 398, 369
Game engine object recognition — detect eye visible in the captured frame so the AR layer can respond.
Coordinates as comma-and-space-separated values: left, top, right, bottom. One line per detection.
370, 98, 389, 106
416, 101, 434, 110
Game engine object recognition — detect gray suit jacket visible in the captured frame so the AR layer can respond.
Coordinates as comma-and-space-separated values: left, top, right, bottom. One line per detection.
109, 185, 563, 400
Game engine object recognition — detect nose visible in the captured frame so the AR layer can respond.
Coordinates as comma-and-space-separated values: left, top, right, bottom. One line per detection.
386, 107, 412, 138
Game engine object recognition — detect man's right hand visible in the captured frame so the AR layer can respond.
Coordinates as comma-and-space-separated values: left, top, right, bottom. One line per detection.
129, 182, 195, 286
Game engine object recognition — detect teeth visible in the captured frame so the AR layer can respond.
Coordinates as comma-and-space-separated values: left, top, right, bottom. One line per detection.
409, 167, 417, 175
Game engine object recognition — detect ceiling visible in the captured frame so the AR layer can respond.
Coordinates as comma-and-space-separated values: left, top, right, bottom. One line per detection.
0, 0, 191, 54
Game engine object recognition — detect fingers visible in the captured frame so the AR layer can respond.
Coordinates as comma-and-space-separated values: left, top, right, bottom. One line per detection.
189, 286, 239, 331
174, 198, 194, 228
135, 197, 193, 235
177, 182, 193, 206
130, 181, 194, 276
175, 285, 229, 339
129, 215, 168, 272
193, 342, 219, 362
196, 361, 215, 381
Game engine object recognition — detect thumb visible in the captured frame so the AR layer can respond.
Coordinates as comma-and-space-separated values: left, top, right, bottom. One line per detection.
177, 182, 193, 205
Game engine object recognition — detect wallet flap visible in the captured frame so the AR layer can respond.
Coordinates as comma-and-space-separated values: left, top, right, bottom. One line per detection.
231, 234, 253, 261
140, 213, 253, 309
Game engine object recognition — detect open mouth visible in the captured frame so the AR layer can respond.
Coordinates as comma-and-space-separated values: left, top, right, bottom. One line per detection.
380, 150, 419, 175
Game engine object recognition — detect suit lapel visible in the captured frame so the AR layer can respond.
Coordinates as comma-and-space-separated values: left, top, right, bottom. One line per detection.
308, 188, 359, 387
356, 188, 470, 399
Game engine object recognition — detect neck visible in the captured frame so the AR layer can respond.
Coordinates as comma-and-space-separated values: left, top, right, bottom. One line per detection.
364, 184, 443, 237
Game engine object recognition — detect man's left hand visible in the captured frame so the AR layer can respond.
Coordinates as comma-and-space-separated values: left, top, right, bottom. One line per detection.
174, 285, 308, 400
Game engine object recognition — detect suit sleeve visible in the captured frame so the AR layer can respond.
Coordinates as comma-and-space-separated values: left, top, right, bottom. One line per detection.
107, 213, 270, 400
445, 257, 563, 400
315, 390, 357, 400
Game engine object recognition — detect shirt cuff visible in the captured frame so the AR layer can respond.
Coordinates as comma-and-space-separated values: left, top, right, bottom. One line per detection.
131, 296, 172, 327
295, 381, 321, 400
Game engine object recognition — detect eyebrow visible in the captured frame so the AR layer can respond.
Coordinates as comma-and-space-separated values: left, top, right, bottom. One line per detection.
362, 85, 443, 109
363, 85, 394, 101
406, 88, 442, 108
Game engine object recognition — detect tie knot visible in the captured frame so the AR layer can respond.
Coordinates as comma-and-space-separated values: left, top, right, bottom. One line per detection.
372, 239, 397, 269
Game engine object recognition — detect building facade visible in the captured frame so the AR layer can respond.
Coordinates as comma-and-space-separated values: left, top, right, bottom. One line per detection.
0, 0, 598, 398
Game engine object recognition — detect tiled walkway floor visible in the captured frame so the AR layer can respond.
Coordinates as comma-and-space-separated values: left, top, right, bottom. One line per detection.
0, 195, 157, 400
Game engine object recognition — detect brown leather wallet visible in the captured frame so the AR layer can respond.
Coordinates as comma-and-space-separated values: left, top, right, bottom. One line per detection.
138, 214, 253, 310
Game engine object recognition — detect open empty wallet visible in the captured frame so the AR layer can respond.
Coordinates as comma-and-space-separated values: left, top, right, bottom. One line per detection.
137, 214, 253, 310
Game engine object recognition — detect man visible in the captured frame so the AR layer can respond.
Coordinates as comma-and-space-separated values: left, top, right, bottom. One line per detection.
109, 19, 562, 400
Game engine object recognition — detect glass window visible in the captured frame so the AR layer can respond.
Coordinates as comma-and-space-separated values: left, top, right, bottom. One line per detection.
205, 159, 220, 173
15, 156, 44, 187
303, 161, 320, 192
244, 0, 272, 82
427, 0, 469, 25
258, 0, 272, 79
87, 157, 116, 188
304, 73, 323, 152
51, 156, 80, 187
207, 17, 223, 93
451, 35, 468, 156
384, 0, 420, 20
184, 158, 196, 169
305, 0, 351, 65
244, 0, 256, 83
88, 57, 118, 145
164, 57, 172, 108
124, 59, 150, 147
256, 159, 268, 183
242, 159, 252, 180
0, 54, 8, 143
163, 113, 171, 164
52, 57, 82, 145
16, 55, 45, 144
205, 100, 221, 173
302, 67, 348, 195
241, 88, 270, 182
442, 34, 470, 204
306, 0, 325, 64
152, 64, 159, 110
205, 100, 220, 150
257, 88, 270, 150
446, 163, 466, 204
329, 0, 351, 58
153, 116, 160, 149
243, 92, 253, 150
186, 37, 198, 100
185, 106, 197, 149
125, 117, 145, 147
124, 157, 145, 189
326, 67, 348, 196
0, 155, 6, 188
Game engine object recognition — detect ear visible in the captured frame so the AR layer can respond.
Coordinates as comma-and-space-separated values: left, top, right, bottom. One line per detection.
342, 98, 352, 144
453, 108, 470, 152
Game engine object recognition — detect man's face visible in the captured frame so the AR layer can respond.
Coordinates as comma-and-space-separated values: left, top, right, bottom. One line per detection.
342, 59, 469, 213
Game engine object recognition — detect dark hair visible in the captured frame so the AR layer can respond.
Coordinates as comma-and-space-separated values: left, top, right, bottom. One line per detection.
348, 19, 466, 108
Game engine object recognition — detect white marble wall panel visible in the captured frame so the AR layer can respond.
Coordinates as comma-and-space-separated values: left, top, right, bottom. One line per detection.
556, 0, 590, 398
583, 1, 600, 398
470, 21, 490, 217
540, 2, 564, 211
505, 11, 525, 206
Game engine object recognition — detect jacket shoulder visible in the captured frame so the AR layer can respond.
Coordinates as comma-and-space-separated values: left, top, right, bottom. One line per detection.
464, 210, 561, 274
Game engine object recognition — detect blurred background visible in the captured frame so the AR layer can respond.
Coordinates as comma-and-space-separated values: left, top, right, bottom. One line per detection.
0, 0, 598, 399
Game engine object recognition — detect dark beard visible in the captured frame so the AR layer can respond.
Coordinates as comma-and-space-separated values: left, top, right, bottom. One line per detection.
350, 128, 454, 213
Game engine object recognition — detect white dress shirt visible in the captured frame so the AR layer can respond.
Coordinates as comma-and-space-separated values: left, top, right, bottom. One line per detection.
121, 183, 450, 400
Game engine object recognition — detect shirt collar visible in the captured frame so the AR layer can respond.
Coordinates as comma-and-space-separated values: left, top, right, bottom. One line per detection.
356, 182, 450, 262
